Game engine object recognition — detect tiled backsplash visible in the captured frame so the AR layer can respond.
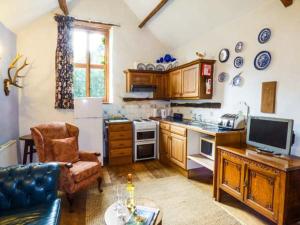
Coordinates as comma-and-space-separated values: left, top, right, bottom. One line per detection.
103, 102, 170, 120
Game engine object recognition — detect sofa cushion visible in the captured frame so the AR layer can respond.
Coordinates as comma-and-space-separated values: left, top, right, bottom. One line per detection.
0, 199, 61, 225
70, 161, 101, 183
52, 137, 79, 163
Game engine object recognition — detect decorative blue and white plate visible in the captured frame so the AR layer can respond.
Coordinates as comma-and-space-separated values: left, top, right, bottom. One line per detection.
218, 72, 227, 82
232, 72, 243, 86
254, 51, 272, 70
235, 41, 244, 53
219, 48, 230, 63
166, 63, 173, 70
234, 57, 244, 68
156, 64, 165, 71
146, 64, 155, 70
258, 28, 271, 44
137, 63, 146, 70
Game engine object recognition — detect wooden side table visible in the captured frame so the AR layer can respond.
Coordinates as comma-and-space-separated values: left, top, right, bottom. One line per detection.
19, 134, 36, 164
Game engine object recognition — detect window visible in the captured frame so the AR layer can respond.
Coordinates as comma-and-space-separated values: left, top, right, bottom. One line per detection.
72, 22, 110, 102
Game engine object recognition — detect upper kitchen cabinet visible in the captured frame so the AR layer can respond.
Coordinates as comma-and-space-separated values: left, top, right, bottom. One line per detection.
124, 59, 215, 100
125, 70, 155, 92
170, 69, 182, 98
169, 60, 215, 99
181, 64, 199, 98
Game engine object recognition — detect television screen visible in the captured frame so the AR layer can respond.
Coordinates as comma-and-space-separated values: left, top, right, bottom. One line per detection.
247, 116, 293, 154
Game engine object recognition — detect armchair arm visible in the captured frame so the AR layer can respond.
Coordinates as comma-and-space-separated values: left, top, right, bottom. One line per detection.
79, 151, 101, 162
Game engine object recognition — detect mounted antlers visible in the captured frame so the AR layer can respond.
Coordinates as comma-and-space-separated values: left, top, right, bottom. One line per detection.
3, 54, 29, 96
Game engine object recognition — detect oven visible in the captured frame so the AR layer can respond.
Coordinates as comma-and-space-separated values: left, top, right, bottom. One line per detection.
135, 141, 156, 161
135, 129, 156, 142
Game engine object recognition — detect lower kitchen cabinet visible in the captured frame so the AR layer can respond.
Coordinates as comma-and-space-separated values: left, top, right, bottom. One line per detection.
159, 129, 171, 163
108, 122, 133, 165
159, 123, 187, 169
217, 146, 300, 225
170, 133, 187, 169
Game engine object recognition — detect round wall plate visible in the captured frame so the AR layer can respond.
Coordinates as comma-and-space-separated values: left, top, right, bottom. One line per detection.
235, 41, 244, 53
254, 51, 272, 70
218, 72, 227, 82
234, 56, 244, 68
219, 48, 230, 63
258, 28, 271, 44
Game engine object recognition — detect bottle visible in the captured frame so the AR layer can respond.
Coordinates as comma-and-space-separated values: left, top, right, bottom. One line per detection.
126, 173, 135, 212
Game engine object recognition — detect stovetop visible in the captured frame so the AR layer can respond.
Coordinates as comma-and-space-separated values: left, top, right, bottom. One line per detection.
133, 119, 157, 129
133, 119, 153, 123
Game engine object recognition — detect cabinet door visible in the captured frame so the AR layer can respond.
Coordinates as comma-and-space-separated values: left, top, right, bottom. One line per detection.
170, 133, 186, 169
154, 74, 165, 99
130, 73, 153, 85
181, 64, 199, 98
219, 151, 244, 200
159, 130, 171, 163
244, 163, 280, 221
164, 73, 171, 99
170, 70, 182, 98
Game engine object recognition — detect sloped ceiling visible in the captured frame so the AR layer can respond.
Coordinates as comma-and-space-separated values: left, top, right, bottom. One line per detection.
0, 0, 73, 32
124, 0, 276, 49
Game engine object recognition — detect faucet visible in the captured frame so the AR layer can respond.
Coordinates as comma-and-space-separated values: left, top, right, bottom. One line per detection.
192, 114, 197, 121
197, 114, 203, 122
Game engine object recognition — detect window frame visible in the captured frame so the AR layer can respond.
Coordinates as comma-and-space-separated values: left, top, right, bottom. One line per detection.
72, 21, 110, 103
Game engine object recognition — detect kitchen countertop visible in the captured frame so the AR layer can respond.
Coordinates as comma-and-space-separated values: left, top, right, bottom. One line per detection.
150, 117, 244, 136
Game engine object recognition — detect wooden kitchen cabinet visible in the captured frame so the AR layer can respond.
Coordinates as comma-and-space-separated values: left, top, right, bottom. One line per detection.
153, 74, 166, 99
108, 122, 133, 165
217, 146, 300, 225
125, 70, 154, 92
181, 64, 200, 98
170, 69, 182, 98
124, 59, 215, 100
159, 129, 171, 163
159, 122, 187, 169
170, 133, 187, 169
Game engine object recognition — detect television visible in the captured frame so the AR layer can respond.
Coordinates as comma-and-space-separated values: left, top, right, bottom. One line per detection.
246, 116, 294, 155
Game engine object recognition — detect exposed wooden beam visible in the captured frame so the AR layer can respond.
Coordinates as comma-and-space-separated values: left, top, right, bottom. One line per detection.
58, 0, 69, 15
280, 0, 293, 7
139, 0, 169, 29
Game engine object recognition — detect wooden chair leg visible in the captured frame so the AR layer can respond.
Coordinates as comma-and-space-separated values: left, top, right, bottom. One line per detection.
66, 193, 74, 212
97, 177, 103, 193
23, 142, 29, 165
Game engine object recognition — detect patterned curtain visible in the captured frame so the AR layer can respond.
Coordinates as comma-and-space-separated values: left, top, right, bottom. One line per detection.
54, 15, 74, 109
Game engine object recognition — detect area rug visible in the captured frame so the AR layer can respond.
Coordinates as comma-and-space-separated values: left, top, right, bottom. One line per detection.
83, 175, 241, 225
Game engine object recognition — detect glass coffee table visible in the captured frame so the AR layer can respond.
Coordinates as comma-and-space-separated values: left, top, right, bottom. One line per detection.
104, 198, 163, 225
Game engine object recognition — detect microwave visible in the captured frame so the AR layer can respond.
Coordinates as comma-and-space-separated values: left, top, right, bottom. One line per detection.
199, 137, 215, 160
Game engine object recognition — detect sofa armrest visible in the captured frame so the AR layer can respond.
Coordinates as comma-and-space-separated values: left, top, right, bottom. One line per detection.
57, 162, 73, 169
79, 151, 100, 162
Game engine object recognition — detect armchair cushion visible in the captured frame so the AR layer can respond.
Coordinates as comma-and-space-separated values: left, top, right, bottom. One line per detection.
70, 161, 101, 183
52, 137, 79, 163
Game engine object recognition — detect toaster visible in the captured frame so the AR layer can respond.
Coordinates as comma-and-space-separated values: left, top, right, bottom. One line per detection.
218, 114, 246, 130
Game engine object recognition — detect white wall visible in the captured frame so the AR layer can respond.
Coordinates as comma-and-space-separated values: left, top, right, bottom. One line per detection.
171, 1, 300, 155
17, 0, 168, 136
0, 22, 19, 159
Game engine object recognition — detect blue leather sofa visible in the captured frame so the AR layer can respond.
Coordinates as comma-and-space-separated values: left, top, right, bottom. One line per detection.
0, 163, 61, 225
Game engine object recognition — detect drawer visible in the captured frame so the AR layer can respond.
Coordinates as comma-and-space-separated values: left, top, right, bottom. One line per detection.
160, 122, 170, 131
170, 125, 186, 136
109, 131, 132, 140
109, 123, 132, 132
110, 140, 132, 149
110, 148, 132, 158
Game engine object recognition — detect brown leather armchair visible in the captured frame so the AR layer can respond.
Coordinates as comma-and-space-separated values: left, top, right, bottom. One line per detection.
31, 122, 102, 210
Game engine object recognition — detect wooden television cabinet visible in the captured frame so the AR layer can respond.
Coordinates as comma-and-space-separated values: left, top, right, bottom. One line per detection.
216, 146, 300, 225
